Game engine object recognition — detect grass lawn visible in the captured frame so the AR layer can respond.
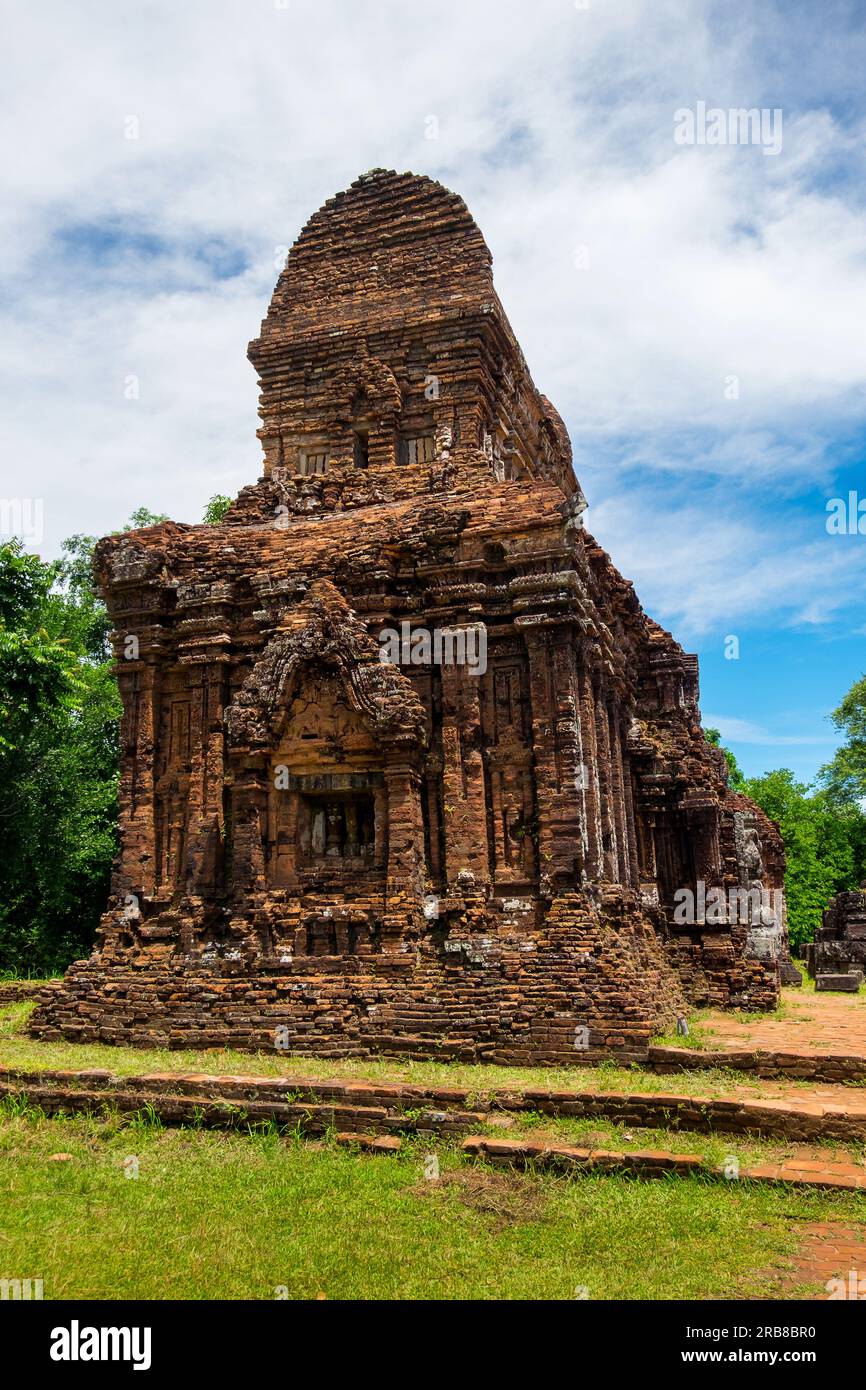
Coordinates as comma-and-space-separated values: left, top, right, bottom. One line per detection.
2, 1001, 866, 1300
2, 1102, 863, 1301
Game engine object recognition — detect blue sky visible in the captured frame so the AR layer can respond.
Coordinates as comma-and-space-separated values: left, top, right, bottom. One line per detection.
1, 0, 864, 785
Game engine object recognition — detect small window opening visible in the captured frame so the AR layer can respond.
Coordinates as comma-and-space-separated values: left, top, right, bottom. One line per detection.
402, 434, 435, 466
353, 429, 370, 469
298, 450, 328, 477
301, 794, 376, 863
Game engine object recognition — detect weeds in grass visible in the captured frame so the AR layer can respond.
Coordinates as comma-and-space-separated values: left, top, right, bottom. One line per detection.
0, 1093, 46, 1122
410, 1163, 550, 1230
124, 1102, 163, 1133
2, 1101, 866, 1298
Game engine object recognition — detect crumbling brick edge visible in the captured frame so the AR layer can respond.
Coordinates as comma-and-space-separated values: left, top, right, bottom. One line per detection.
4, 1064, 866, 1143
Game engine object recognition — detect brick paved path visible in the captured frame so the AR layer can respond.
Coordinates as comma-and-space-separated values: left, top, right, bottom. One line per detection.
699, 988, 866, 1055
770, 1223, 866, 1299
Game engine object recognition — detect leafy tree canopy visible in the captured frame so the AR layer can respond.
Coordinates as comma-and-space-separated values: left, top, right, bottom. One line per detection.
0, 508, 164, 976
819, 673, 866, 806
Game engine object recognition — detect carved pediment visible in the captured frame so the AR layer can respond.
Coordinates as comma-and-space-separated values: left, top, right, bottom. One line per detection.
225, 579, 426, 752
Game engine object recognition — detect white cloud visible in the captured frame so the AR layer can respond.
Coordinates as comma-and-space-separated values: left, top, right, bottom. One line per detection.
1, 0, 864, 639
703, 714, 836, 746
584, 481, 866, 636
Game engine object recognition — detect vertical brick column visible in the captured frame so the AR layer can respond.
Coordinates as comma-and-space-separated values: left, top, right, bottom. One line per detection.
116, 652, 161, 901
440, 663, 490, 889
607, 697, 632, 886
577, 659, 602, 880
383, 762, 426, 943
594, 678, 619, 882
524, 627, 585, 888
230, 757, 269, 896
182, 654, 229, 896
621, 736, 641, 886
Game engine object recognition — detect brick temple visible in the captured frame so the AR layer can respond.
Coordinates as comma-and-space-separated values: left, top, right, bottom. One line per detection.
32, 170, 790, 1062
807, 886, 866, 987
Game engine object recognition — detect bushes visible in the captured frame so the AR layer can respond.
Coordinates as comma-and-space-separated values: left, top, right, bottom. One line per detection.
0, 537, 119, 975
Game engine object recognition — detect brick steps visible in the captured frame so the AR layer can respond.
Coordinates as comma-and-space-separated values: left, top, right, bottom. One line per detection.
462, 1137, 866, 1191
0, 1078, 483, 1134
464, 1136, 705, 1176
5, 1063, 866, 1144
650, 1044, 866, 1083
334, 1132, 402, 1153
6, 1061, 866, 1187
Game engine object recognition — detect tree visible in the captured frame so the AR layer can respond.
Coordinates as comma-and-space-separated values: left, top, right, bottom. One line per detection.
121, 507, 169, 531
202, 494, 233, 525
0, 545, 74, 755
742, 769, 865, 951
0, 539, 121, 974
820, 673, 866, 805
0, 506, 165, 976
705, 728, 866, 952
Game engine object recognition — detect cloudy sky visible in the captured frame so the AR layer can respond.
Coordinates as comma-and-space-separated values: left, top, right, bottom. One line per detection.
2, 0, 865, 781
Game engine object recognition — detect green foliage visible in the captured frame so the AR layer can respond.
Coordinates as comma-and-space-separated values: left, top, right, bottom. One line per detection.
202, 494, 232, 525
743, 769, 865, 950
121, 508, 169, 532
706, 726, 866, 952
820, 672, 866, 805
0, 517, 144, 975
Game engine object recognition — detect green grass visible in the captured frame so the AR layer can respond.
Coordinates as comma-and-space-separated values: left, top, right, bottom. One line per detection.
4, 1003, 866, 1300
0, 1002, 839, 1100
0, 972, 55, 984
1, 1104, 862, 1301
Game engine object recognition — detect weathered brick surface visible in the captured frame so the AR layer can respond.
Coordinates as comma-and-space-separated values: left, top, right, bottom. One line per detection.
31, 170, 787, 1062
462, 1137, 866, 1191
807, 886, 866, 982
650, 1044, 866, 1083
7, 1063, 866, 1142
0, 981, 48, 1004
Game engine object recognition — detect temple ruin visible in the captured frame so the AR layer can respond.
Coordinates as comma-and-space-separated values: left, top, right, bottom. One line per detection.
807, 885, 866, 989
32, 169, 790, 1062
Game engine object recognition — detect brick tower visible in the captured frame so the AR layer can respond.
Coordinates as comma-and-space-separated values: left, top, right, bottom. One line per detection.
32, 170, 789, 1062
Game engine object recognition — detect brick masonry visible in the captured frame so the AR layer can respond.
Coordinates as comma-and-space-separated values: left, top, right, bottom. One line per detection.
649, 1044, 866, 1083
30, 170, 791, 1064
462, 1137, 866, 1192
0, 982, 46, 1004
807, 885, 866, 983
5, 1063, 866, 1145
